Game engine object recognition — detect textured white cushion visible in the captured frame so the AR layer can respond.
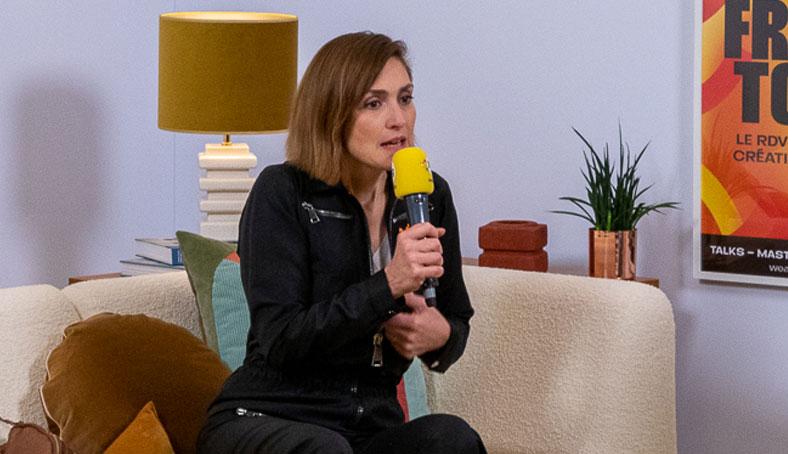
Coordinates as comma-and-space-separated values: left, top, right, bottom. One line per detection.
0, 284, 80, 440
62, 271, 202, 341
426, 266, 677, 453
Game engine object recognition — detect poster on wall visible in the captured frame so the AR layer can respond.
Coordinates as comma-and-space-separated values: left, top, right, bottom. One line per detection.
694, 0, 788, 286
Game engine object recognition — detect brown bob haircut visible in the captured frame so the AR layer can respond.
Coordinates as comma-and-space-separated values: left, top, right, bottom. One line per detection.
285, 32, 412, 189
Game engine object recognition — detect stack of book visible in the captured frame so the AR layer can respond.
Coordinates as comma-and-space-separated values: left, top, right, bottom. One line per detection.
120, 238, 185, 276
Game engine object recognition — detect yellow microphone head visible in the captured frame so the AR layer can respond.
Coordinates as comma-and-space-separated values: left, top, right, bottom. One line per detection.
392, 147, 434, 198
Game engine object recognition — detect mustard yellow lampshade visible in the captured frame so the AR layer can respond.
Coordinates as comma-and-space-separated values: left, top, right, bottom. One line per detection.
158, 11, 298, 241
158, 12, 298, 134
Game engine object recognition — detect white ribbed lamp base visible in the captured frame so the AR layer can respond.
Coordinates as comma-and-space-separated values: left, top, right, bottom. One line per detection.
198, 142, 257, 242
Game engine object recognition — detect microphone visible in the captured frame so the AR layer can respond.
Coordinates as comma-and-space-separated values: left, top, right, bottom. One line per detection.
392, 147, 439, 307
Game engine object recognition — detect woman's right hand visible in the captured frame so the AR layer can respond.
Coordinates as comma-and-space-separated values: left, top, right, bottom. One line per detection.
384, 223, 445, 299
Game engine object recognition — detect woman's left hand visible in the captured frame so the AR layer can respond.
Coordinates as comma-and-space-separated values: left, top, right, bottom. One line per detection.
383, 293, 451, 359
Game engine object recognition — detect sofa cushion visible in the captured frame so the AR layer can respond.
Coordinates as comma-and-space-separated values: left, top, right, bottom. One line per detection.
0, 284, 80, 442
40, 313, 230, 454
104, 401, 174, 454
176, 230, 431, 420
61, 271, 202, 341
176, 230, 249, 370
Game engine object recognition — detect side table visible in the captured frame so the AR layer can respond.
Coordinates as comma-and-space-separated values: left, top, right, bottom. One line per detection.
67, 272, 122, 286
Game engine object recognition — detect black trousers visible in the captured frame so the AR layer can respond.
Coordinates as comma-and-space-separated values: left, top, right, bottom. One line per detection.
197, 408, 486, 454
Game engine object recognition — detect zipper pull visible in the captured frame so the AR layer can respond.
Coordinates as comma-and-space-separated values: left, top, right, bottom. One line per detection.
371, 331, 384, 367
301, 202, 321, 224
236, 407, 265, 417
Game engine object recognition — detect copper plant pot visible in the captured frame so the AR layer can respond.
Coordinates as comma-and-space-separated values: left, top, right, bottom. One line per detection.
588, 229, 636, 280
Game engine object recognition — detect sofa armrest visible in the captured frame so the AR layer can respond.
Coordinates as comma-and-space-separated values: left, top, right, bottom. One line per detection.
425, 265, 676, 453
0, 285, 81, 440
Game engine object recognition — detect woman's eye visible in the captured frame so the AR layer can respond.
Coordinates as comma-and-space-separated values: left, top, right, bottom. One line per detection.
399, 95, 414, 105
364, 99, 382, 109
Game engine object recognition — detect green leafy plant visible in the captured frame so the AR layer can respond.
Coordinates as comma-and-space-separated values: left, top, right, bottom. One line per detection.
553, 126, 679, 231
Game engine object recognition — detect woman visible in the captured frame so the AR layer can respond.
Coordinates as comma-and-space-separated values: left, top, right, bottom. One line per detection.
197, 31, 485, 454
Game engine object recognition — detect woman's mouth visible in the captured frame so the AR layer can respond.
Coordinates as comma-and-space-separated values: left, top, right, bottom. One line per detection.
380, 137, 407, 152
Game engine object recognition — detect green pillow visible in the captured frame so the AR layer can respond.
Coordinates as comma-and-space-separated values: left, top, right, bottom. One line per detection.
176, 231, 249, 370
175, 231, 430, 418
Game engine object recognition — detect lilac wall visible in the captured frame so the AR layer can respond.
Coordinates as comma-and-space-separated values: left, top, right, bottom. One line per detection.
0, 1, 177, 286
1, 1, 786, 452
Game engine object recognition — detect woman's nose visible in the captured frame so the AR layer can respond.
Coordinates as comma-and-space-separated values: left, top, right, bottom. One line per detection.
386, 104, 406, 129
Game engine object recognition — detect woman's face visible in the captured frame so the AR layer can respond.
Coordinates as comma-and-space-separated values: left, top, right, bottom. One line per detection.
346, 57, 416, 173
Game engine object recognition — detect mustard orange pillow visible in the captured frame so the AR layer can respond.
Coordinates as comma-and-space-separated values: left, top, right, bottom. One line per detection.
41, 313, 230, 454
104, 401, 174, 454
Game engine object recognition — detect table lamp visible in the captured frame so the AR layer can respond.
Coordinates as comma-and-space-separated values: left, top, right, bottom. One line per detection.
158, 12, 298, 241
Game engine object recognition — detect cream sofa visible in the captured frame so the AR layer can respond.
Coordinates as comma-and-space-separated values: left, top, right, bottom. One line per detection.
0, 266, 676, 453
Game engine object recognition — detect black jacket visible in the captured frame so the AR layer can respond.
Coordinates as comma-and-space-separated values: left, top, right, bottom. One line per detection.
209, 163, 473, 437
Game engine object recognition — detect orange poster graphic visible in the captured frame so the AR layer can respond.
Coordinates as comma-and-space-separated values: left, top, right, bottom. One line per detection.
698, 0, 788, 284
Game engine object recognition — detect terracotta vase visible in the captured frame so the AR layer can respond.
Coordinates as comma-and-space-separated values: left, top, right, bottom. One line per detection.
588, 229, 636, 280
477, 220, 548, 272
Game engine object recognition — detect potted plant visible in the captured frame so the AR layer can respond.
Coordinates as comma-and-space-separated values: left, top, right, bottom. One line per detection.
553, 126, 679, 279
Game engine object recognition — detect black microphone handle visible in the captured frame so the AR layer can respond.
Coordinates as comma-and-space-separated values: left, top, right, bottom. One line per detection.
404, 193, 439, 307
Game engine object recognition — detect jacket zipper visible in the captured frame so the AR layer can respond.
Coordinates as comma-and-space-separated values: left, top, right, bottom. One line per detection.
301, 202, 352, 224
371, 332, 384, 367
360, 197, 391, 368
236, 407, 266, 417
372, 197, 403, 368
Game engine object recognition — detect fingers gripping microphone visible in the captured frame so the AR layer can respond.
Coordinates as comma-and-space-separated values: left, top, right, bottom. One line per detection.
392, 147, 439, 307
